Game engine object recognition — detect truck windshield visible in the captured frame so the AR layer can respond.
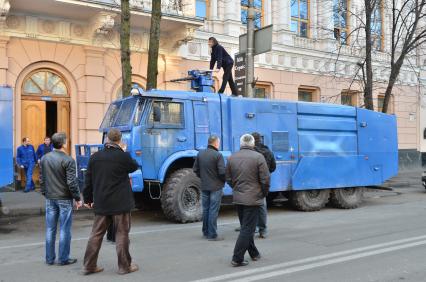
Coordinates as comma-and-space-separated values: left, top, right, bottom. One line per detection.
100, 98, 144, 129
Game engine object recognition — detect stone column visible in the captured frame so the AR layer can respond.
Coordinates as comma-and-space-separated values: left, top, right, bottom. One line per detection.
317, 0, 336, 49
0, 36, 9, 85
273, 0, 293, 45
210, 0, 218, 20
83, 46, 106, 143
223, 0, 240, 36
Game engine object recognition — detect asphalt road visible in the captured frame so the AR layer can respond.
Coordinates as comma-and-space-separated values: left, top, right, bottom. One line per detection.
1, 186, 426, 282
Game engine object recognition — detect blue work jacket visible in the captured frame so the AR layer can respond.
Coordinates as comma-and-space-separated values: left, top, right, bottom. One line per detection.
17, 145, 37, 167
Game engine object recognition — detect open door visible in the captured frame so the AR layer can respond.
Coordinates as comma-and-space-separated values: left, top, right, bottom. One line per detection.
21, 100, 46, 187
57, 100, 70, 153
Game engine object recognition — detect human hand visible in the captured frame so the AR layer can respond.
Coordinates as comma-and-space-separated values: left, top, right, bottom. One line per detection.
75, 201, 83, 210
214, 69, 220, 73
84, 203, 94, 209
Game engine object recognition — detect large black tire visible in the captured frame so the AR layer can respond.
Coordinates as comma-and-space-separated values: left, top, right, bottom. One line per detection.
290, 189, 330, 211
161, 168, 202, 223
330, 188, 364, 209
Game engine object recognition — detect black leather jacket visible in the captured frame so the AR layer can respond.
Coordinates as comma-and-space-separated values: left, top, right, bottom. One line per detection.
40, 150, 80, 201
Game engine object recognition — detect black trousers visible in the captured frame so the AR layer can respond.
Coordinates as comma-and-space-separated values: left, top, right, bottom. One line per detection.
219, 64, 238, 95
232, 205, 260, 263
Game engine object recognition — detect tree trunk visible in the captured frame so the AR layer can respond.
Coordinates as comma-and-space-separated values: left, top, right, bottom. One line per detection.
120, 0, 132, 98
382, 57, 404, 113
363, 0, 374, 110
147, 0, 162, 90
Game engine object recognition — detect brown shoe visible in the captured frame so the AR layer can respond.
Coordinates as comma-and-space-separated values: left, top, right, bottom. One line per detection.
81, 266, 104, 275
118, 264, 139, 275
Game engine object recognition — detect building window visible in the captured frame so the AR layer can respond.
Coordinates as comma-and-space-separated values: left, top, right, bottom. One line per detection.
241, 0, 263, 29
377, 94, 394, 113
298, 87, 318, 102
23, 69, 68, 96
341, 90, 358, 106
196, 0, 208, 19
334, 0, 349, 44
291, 0, 309, 37
372, 1, 383, 50
254, 83, 272, 98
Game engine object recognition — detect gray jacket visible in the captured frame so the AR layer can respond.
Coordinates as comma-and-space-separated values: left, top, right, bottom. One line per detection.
193, 145, 225, 191
40, 150, 80, 201
226, 146, 270, 206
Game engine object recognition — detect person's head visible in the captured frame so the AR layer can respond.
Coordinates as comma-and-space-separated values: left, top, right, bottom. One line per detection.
44, 137, 51, 146
208, 135, 220, 149
208, 37, 218, 48
52, 132, 67, 150
251, 132, 262, 146
22, 137, 30, 145
240, 134, 255, 148
107, 128, 122, 144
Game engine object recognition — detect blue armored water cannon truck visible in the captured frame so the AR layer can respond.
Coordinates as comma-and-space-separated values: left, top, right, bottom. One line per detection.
76, 70, 398, 223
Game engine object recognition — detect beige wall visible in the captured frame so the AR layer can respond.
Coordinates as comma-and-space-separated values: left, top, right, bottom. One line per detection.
2, 36, 419, 155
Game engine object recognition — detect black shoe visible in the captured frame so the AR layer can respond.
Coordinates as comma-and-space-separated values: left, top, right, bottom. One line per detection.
231, 260, 249, 267
58, 258, 77, 265
46, 261, 54, 266
234, 227, 241, 232
251, 254, 261, 261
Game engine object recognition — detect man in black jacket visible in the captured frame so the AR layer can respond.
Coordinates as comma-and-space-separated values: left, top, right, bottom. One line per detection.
193, 135, 226, 241
252, 132, 276, 239
40, 132, 82, 266
226, 134, 270, 267
209, 37, 238, 95
82, 129, 139, 275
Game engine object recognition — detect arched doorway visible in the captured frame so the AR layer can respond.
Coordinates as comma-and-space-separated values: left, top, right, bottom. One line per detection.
20, 69, 71, 185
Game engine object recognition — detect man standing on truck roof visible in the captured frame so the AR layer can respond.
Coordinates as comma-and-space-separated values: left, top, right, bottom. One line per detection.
16, 137, 37, 192
208, 37, 238, 96
81, 128, 139, 275
226, 134, 270, 267
193, 135, 226, 241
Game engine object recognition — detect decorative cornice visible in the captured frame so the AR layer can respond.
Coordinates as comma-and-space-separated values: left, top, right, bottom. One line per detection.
91, 12, 115, 35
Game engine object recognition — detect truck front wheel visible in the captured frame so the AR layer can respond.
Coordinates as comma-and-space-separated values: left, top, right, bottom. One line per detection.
161, 168, 202, 223
290, 189, 330, 211
330, 188, 364, 209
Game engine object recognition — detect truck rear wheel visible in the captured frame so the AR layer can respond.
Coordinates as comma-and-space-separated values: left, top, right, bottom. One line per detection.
161, 168, 202, 223
330, 188, 364, 209
290, 189, 330, 211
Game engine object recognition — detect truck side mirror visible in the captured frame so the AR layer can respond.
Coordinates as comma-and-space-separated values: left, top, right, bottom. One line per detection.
153, 106, 161, 123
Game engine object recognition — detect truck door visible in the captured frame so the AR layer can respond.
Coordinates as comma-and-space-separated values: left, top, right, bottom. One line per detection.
193, 101, 209, 150
142, 99, 192, 178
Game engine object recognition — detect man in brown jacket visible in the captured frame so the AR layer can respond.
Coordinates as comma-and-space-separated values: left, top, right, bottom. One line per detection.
226, 134, 270, 267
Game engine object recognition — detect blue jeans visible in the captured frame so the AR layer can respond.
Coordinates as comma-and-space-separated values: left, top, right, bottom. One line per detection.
202, 190, 223, 239
24, 164, 35, 191
257, 198, 267, 234
45, 199, 73, 264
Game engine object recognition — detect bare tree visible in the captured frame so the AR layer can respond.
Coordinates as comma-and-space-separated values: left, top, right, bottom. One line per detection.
146, 0, 162, 90
120, 0, 132, 97
382, 0, 426, 113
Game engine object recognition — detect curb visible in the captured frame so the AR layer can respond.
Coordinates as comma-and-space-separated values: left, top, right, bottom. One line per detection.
1, 206, 94, 218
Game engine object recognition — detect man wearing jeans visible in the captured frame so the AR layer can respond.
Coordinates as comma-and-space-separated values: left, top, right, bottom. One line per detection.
226, 134, 270, 267
193, 135, 226, 241
252, 132, 276, 238
40, 132, 82, 266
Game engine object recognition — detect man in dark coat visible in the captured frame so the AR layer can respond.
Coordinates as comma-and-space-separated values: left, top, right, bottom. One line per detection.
208, 37, 238, 95
193, 135, 226, 241
252, 132, 276, 238
82, 128, 139, 275
36, 137, 53, 162
16, 137, 37, 192
226, 134, 270, 267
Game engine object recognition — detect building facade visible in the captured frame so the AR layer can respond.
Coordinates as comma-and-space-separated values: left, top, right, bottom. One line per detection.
0, 0, 424, 170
